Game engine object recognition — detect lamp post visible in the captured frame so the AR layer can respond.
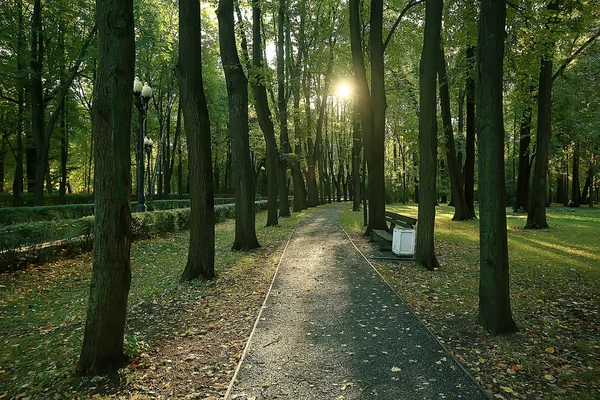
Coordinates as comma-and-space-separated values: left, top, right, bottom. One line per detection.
133, 77, 152, 212
144, 136, 154, 210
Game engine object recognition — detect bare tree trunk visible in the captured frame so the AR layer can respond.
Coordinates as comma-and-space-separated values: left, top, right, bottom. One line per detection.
178, 0, 216, 281
251, 2, 279, 226
476, 0, 516, 335
217, 0, 260, 251
352, 102, 362, 211
277, 0, 291, 217
526, 0, 559, 229
513, 95, 533, 212
438, 47, 474, 220
415, 0, 441, 270
464, 45, 476, 216
368, 0, 388, 231
77, 0, 134, 374
570, 143, 580, 207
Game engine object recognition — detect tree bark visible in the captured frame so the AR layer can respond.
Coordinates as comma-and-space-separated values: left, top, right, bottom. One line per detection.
277, 0, 291, 217
217, 0, 260, 251
30, 0, 44, 204
165, 101, 181, 196
368, 0, 388, 232
59, 22, 68, 204
177, 0, 216, 281
251, 2, 279, 226
13, 0, 25, 206
352, 102, 362, 211
526, 0, 559, 229
570, 143, 580, 207
464, 45, 476, 216
292, 0, 306, 212
513, 93, 533, 212
476, 0, 516, 335
415, 0, 441, 270
76, 0, 134, 374
438, 47, 474, 220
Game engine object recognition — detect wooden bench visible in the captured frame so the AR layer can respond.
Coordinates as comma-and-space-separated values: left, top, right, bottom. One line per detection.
370, 211, 417, 251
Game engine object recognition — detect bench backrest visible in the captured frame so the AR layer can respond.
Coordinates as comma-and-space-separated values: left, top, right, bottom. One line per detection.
385, 211, 417, 229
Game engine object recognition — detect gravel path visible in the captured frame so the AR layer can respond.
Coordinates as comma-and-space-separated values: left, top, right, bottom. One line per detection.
226, 203, 490, 400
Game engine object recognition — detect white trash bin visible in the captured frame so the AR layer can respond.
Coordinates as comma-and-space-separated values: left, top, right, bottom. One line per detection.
392, 228, 416, 256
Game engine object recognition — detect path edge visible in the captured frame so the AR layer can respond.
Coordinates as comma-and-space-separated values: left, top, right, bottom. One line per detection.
223, 224, 298, 400
340, 223, 493, 400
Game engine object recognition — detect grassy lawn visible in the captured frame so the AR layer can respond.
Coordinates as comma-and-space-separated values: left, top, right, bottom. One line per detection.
341, 204, 600, 400
0, 208, 315, 399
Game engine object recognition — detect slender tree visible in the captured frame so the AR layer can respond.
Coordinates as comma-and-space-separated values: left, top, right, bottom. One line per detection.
464, 44, 476, 216
526, 0, 560, 229
438, 47, 474, 220
349, 0, 387, 233
277, 0, 291, 217
415, 0, 442, 270
251, 1, 279, 226
368, 0, 388, 231
178, 0, 216, 281
217, 0, 260, 251
76, 0, 135, 374
476, 0, 516, 335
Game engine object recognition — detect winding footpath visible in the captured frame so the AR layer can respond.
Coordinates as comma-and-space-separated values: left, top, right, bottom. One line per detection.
226, 203, 490, 400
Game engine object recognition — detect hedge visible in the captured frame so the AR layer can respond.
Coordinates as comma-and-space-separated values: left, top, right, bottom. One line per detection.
0, 200, 269, 253
0, 192, 243, 208
0, 198, 266, 226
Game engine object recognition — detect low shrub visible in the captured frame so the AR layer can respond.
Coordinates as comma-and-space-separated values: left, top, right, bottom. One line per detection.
0, 200, 271, 261
0, 204, 95, 225
0, 217, 94, 252
0, 199, 243, 226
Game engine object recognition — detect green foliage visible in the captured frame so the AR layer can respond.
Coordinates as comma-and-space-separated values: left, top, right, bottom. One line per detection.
0, 217, 94, 252
0, 201, 269, 256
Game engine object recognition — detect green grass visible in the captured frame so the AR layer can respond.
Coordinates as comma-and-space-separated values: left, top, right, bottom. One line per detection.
340, 204, 600, 399
0, 209, 313, 398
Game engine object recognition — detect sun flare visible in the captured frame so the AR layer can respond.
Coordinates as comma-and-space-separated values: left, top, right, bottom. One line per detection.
337, 82, 352, 98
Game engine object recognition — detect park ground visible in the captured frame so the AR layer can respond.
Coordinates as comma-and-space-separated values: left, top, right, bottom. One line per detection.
1, 204, 599, 399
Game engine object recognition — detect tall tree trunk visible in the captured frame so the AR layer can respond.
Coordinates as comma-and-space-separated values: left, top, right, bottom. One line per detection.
251, 2, 279, 226
526, 0, 559, 229
350, 0, 386, 233
277, 0, 291, 217
438, 47, 473, 220
13, 0, 25, 206
292, 58, 305, 211
513, 94, 533, 212
415, 0, 441, 270
0, 140, 5, 192
580, 165, 592, 203
166, 101, 182, 196
570, 143, 580, 207
177, 139, 183, 195
59, 22, 68, 204
217, 0, 260, 251
177, 0, 216, 281
76, 0, 134, 374
352, 102, 362, 211
31, 0, 45, 205
464, 45, 476, 216
589, 156, 594, 207
368, 0, 388, 231
476, 0, 516, 335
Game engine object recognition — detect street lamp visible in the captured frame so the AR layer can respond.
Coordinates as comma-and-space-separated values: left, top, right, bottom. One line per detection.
133, 77, 152, 212
144, 136, 154, 210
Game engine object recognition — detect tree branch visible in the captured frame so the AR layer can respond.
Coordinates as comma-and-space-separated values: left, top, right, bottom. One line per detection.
0, 88, 19, 104
552, 27, 600, 82
383, 0, 424, 52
